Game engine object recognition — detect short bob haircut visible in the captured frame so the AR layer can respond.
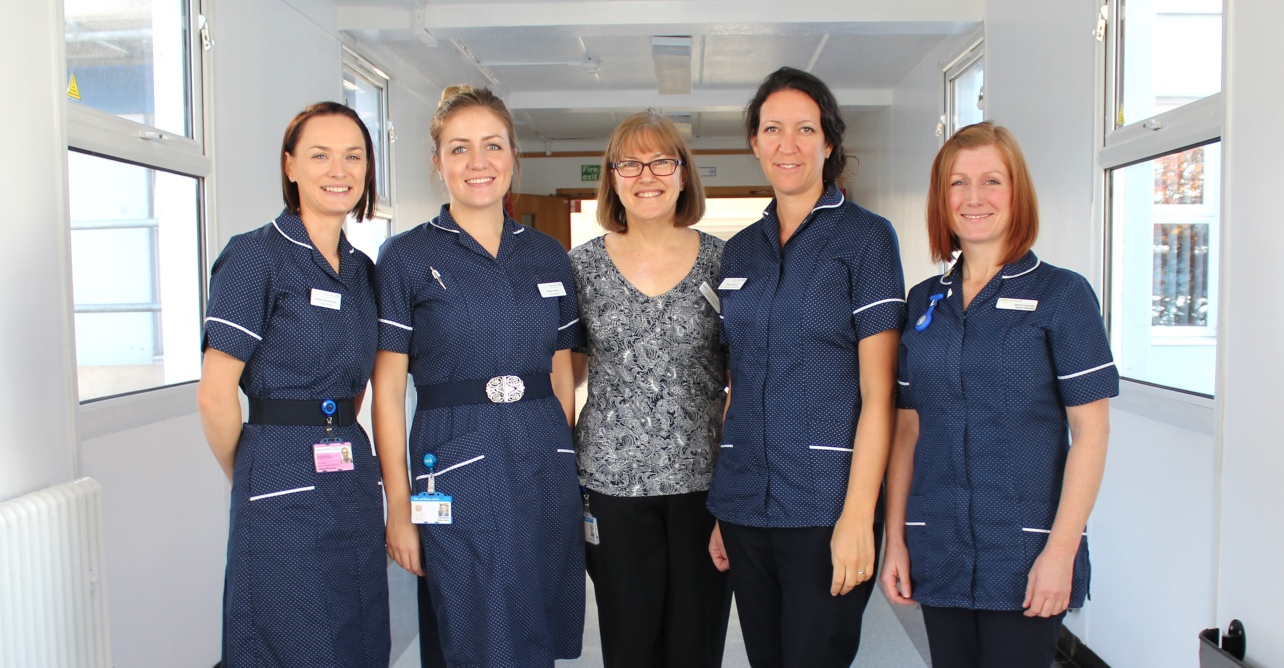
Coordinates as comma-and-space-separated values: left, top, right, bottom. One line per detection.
430, 84, 521, 191
926, 121, 1039, 265
597, 110, 706, 232
280, 101, 378, 221
744, 66, 847, 187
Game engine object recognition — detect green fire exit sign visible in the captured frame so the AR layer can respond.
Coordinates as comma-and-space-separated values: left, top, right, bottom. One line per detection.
581, 165, 601, 182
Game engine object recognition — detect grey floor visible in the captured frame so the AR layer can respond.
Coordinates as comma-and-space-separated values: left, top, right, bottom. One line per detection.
387, 562, 933, 668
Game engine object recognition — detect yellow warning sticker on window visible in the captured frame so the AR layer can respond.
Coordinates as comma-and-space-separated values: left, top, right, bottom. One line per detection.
67, 74, 80, 101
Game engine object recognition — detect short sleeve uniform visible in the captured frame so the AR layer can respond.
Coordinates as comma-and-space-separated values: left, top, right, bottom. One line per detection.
375, 206, 585, 667
896, 252, 1120, 611
203, 211, 388, 667
708, 183, 907, 528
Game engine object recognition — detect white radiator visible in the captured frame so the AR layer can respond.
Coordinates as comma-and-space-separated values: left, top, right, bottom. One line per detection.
0, 478, 111, 668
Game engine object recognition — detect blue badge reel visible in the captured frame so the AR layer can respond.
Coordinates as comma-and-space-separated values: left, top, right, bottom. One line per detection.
313, 398, 355, 473
411, 453, 453, 525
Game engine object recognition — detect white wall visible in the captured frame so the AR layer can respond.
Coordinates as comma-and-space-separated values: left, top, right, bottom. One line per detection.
0, 0, 78, 502
1217, 0, 1284, 663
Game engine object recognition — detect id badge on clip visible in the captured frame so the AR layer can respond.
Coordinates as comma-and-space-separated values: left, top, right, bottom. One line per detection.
411, 492, 454, 525
580, 486, 600, 545
313, 442, 355, 472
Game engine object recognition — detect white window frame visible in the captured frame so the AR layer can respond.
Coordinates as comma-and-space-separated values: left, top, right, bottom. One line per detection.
342, 47, 395, 220
1096, 0, 1223, 402
942, 37, 985, 139
66, 0, 212, 410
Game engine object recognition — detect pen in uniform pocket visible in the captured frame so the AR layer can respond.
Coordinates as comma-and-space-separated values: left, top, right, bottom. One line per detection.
431, 266, 446, 290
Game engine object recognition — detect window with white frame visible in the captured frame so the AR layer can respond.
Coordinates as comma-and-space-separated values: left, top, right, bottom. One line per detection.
64, 0, 209, 401
342, 48, 394, 259
944, 41, 984, 138
1101, 0, 1222, 396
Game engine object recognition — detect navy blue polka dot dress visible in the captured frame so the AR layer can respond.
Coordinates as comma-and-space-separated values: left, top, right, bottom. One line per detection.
375, 205, 585, 668
708, 183, 907, 527
897, 252, 1120, 611
203, 211, 389, 668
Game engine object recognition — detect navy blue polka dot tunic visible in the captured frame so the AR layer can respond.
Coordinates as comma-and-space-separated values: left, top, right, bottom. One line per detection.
896, 252, 1120, 611
375, 205, 585, 667
203, 210, 389, 668
708, 183, 907, 528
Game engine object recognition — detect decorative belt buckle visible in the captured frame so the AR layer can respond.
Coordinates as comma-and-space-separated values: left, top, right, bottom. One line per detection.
485, 375, 525, 403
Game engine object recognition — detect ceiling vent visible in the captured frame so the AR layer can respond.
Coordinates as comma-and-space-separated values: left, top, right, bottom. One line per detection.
651, 36, 693, 95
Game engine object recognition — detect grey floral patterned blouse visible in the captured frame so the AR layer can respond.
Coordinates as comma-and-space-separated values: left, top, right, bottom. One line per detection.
570, 231, 726, 497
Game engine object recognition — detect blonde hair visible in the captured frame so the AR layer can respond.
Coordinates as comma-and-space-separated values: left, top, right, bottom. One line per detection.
430, 85, 521, 190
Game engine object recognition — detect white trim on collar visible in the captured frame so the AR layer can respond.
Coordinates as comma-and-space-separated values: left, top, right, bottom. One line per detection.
812, 190, 846, 213
512, 227, 526, 235
1002, 258, 1041, 279
429, 219, 461, 234
272, 219, 312, 249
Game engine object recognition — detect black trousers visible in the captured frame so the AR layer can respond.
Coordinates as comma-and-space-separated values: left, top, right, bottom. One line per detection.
584, 489, 732, 668
919, 605, 1065, 668
719, 521, 883, 668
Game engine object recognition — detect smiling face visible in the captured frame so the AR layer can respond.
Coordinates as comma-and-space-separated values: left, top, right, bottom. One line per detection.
283, 114, 368, 225
612, 144, 684, 228
947, 144, 1014, 253
433, 106, 515, 217
751, 88, 831, 202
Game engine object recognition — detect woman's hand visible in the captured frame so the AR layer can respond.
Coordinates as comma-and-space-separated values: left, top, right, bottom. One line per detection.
386, 516, 424, 577
708, 521, 730, 572
829, 514, 875, 595
879, 539, 915, 605
1023, 545, 1075, 617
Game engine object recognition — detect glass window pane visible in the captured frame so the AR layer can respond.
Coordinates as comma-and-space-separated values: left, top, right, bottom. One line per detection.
949, 56, 984, 135
1108, 142, 1220, 396
1117, 0, 1221, 127
344, 67, 388, 201
69, 152, 202, 400
345, 215, 390, 262
65, 0, 192, 137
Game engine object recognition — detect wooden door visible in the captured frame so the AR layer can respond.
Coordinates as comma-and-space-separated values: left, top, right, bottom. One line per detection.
509, 193, 571, 250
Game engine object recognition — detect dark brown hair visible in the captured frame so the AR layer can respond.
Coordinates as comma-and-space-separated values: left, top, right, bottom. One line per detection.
745, 67, 847, 186
430, 84, 520, 191
596, 111, 706, 232
926, 121, 1039, 265
280, 101, 377, 221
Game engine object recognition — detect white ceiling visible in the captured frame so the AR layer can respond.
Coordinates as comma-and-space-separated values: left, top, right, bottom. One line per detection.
336, 0, 982, 150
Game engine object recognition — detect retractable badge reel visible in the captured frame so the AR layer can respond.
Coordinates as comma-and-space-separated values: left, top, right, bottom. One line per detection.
312, 399, 355, 473
581, 486, 600, 545
411, 453, 453, 525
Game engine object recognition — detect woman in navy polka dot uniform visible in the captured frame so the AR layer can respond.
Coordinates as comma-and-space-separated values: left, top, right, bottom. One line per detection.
880, 122, 1119, 668
707, 67, 906, 667
197, 102, 389, 667
372, 86, 584, 668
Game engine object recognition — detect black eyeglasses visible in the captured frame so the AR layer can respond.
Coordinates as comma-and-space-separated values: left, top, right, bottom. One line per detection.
610, 158, 683, 178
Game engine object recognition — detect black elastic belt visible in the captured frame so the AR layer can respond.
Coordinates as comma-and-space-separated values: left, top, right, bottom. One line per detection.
248, 398, 357, 426
416, 374, 553, 411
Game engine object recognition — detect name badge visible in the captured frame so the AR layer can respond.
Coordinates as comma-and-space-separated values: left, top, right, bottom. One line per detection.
584, 513, 600, 545
699, 281, 721, 313
996, 297, 1039, 311
538, 281, 567, 298
311, 288, 342, 310
410, 493, 453, 525
313, 442, 355, 472
718, 277, 747, 291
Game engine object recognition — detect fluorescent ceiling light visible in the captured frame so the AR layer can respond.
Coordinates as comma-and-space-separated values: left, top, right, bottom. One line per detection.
651, 36, 692, 95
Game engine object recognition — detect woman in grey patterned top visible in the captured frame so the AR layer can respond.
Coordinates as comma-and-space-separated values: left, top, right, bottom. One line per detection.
570, 111, 731, 667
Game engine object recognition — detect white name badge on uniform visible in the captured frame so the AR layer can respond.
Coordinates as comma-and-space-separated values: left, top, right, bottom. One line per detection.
699, 281, 721, 313
584, 512, 601, 545
718, 277, 747, 291
996, 297, 1039, 312
313, 442, 355, 472
311, 288, 342, 310
538, 281, 567, 298
410, 493, 453, 525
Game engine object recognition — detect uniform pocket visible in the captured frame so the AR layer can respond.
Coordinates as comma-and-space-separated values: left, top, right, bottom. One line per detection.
248, 460, 316, 504
417, 431, 496, 532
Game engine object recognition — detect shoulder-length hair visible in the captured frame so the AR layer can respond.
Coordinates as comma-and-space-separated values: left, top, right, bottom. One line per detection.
596, 110, 705, 232
926, 121, 1038, 265
280, 101, 378, 221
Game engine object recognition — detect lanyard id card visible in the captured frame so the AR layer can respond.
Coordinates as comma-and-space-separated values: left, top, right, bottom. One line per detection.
581, 486, 600, 545
411, 453, 454, 525
313, 399, 354, 472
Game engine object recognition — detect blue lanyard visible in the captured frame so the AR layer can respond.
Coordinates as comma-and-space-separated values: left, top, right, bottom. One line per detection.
914, 293, 946, 332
